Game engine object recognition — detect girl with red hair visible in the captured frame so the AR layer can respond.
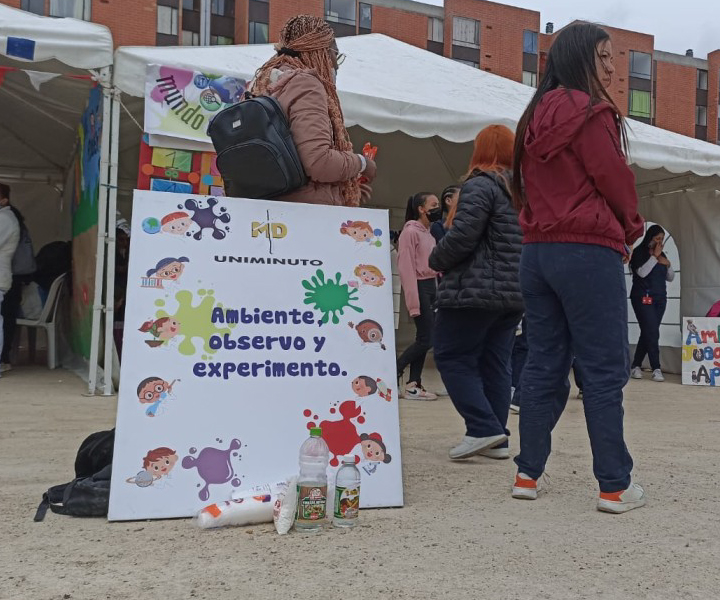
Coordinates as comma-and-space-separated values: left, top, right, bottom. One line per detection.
429, 125, 524, 461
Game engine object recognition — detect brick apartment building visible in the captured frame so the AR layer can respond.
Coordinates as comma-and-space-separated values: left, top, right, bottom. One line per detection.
7, 0, 720, 144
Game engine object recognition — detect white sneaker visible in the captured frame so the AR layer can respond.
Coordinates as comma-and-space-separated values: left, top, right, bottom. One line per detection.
652, 369, 665, 382
436, 386, 449, 397
403, 384, 438, 401
0, 363, 11, 373
509, 404, 520, 414
449, 434, 507, 460
631, 367, 643, 380
512, 472, 539, 500
597, 482, 646, 514
478, 446, 510, 460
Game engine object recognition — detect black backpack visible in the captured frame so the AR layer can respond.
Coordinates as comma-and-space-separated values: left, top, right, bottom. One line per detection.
207, 94, 307, 199
34, 429, 115, 521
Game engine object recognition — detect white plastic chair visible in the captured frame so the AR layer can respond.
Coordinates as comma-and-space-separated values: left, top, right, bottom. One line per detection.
16, 273, 66, 370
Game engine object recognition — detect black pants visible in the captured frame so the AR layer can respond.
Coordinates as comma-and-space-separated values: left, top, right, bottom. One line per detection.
435, 308, 522, 442
397, 278, 436, 386
1, 276, 27, 364
631, 295, 667, 371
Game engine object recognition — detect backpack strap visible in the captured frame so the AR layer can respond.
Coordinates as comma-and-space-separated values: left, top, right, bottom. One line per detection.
33, 482, 71, 522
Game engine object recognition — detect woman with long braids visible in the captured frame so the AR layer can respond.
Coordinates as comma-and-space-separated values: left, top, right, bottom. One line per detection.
510, 23, 646, 513
251, 15, 376, 206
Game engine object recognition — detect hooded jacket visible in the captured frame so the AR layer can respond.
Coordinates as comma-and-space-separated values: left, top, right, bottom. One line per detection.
429, 171, 523, 313
520, 89, 644, 253
269, 66, 364, 206
0, 205, 20, 292
397, 219, 437, 317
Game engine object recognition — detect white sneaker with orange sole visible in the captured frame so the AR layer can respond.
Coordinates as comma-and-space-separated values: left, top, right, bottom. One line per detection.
597, 482, 646, 514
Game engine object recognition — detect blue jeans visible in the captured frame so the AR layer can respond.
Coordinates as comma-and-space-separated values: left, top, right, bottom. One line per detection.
434, 308, 522, 446
631, 295, 667, 371
515, 243, 633, 493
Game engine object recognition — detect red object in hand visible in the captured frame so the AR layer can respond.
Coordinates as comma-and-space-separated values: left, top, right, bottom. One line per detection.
360, 142, 378, 184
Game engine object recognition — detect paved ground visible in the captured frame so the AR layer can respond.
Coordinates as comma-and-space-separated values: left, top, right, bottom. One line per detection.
2, 366, 719, 599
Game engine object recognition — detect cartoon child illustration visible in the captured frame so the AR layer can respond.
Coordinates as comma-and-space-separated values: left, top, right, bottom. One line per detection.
139, 317, 181, 348
145, 257, 189, 287
126, 447, 179, 487
161, 211, 193, 236
360, 433, 392, 475
349, 319, 386, 350
137, 376, 178, 417
349, 264, 386, 289
340, 221, 382, 247
351, 376, 392, 402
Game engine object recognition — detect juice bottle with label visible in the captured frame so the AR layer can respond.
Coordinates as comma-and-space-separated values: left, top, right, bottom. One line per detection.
333, 455, 361, 528
295, 427, 329, 532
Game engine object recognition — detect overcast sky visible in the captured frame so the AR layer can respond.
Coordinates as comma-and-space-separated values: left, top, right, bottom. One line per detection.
416, 0, 719, 58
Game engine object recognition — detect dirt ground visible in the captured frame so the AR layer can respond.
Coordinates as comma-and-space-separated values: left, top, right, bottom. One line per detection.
2, 365, 719, 600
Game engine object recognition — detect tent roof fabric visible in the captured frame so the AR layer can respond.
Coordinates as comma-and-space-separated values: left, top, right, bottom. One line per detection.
114, 34, 720, 180
0, 4, 113, 69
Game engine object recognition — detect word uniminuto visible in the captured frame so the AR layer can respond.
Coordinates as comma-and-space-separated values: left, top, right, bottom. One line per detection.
193, 360, 347, 380
214, 256, 323, 267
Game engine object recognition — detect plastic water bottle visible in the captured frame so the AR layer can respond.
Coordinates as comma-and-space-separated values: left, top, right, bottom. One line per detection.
333, 455, 361, 528
295, 427, 329, 532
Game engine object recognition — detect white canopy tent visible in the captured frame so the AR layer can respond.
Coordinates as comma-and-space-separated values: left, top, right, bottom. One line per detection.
113, 34, 720, 372
0, 4, 116, 393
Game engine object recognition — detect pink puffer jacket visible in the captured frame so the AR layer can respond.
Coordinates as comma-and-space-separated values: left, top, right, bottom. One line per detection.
268, 66, 363, 206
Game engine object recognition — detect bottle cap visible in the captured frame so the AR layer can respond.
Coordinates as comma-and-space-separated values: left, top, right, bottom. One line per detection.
309, 427, 322, 437
341, 454, 356, 464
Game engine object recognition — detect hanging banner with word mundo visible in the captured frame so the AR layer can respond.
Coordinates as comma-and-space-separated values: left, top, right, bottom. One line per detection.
144, 64, 246, 144
109, 191, 402, 520
682, 317, 720, 386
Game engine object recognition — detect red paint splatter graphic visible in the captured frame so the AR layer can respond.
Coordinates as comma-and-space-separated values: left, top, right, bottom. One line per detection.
305, 400, 362, 467
357, 416, 366, 424
329, 408, 336, 414
303, 409, 312, 417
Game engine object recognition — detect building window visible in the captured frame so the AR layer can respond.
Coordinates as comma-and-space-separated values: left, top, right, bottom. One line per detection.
454, 59, 478, 69
453, 17, 480, 49
359, 2, 372, 31
182, 0, 196, 8
211, 34, 234, 45
629, 51, 652, 79
211, 0, 234, 17
428, 17, 443, 43
249, 21, 269, 44
182, 29, 200, 45
696, 106, 707, 126
21, 0, 44, 15
629, 90, 651, 118
523, 30, 538, 54
50, 0, 90, 19
522, 70, 537, 87
157, 5, 178, 36
697, 69, 708, 90
325, 0, 356, 26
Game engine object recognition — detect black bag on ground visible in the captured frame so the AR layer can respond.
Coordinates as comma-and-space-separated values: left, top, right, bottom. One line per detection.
207, 94, 307, 199
34, 429, 115, 522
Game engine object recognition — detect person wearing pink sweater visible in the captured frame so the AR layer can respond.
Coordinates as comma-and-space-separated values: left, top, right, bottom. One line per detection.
397, 192, 440, 400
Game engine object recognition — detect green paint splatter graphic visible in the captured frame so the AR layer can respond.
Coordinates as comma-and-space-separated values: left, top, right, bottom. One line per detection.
155, 289, 234, 356
302, 269, 363, 325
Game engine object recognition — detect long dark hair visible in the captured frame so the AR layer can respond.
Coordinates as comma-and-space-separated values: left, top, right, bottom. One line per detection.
511, 22, 628, 209
404, 192, 434, 223
630, 224, 666, 272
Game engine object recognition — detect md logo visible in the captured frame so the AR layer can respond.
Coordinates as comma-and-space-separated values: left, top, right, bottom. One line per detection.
252, 221, 287, 239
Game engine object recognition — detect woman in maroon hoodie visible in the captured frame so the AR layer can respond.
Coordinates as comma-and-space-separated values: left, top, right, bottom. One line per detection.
397, 193, 441, 401
510, 23, 646, 514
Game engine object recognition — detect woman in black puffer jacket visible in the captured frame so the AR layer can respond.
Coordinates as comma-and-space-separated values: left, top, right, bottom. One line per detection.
429, 125, 523, 461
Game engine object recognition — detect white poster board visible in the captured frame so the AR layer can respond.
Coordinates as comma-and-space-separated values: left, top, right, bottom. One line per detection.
682, 317, 720, 386
109, 191, 402, 520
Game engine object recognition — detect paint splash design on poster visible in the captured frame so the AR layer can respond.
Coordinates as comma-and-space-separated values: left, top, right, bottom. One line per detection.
182, 438, 243, 501
302, 269, 363, 325
155, 289, 234, 355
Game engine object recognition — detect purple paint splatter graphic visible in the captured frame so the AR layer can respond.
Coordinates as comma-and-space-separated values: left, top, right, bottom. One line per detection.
180, 198, 230, 240
182, 438, 242, 501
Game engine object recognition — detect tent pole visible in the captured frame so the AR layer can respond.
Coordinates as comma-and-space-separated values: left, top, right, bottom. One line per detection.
87, 67, 112, 396
102, 87, 121, 397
